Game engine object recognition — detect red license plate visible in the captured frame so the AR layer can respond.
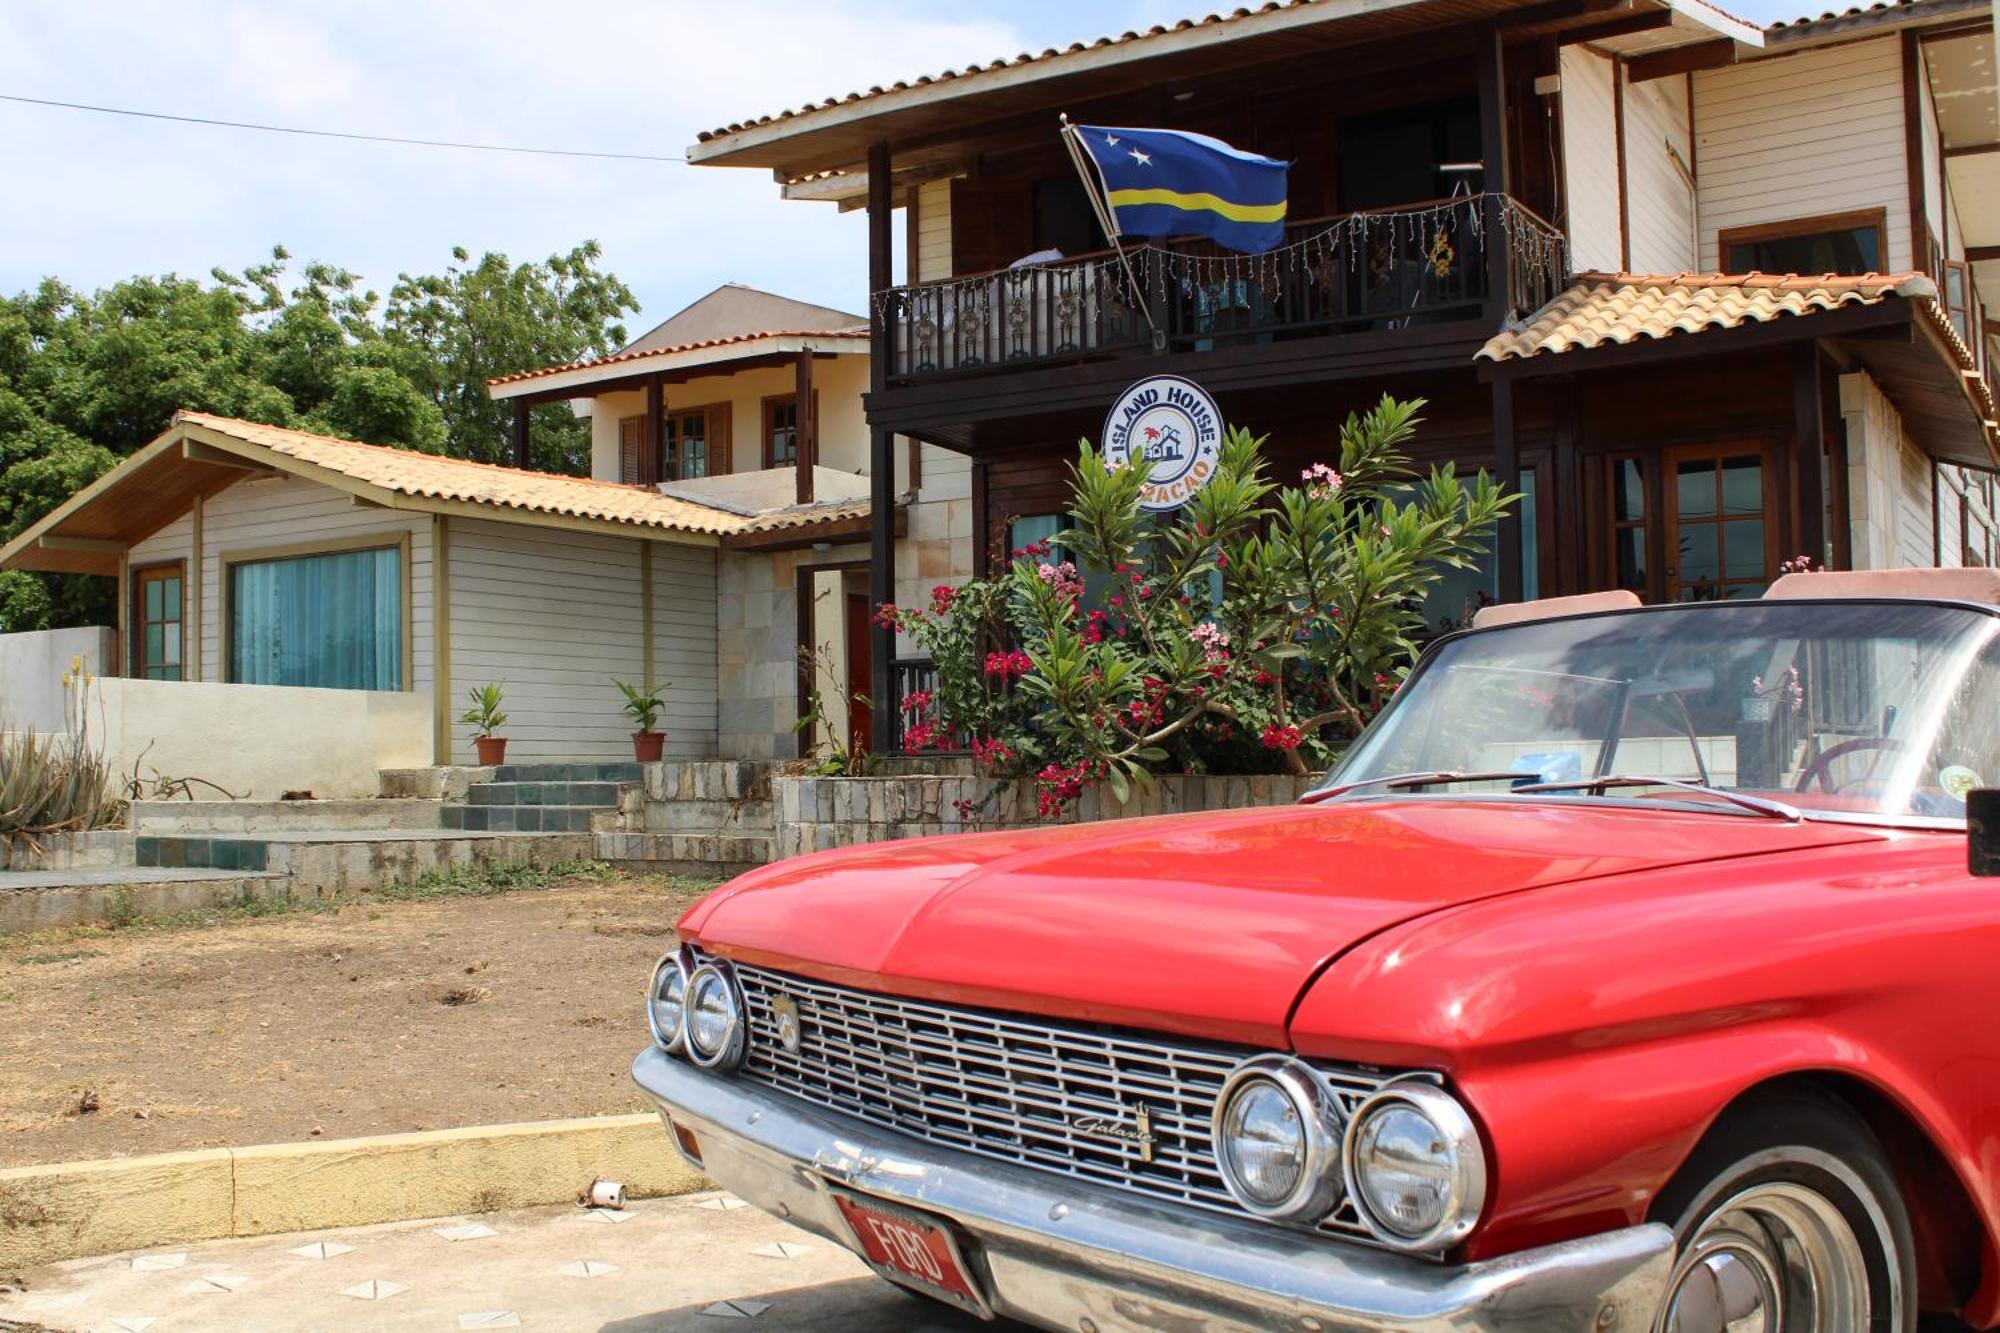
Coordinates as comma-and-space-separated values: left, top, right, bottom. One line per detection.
829, 1186, 990, 1318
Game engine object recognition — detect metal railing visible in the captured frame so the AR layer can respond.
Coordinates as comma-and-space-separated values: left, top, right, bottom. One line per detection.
874, 194, 1568, 383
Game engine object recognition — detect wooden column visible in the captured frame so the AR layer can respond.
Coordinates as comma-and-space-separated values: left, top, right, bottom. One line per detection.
866, 138, 896, 756
1492, 379, 1524, 604
432, 514, 453, 764
1475, 20, 1514, 325
795, 347, 817, 505
643, 373, 664, 485
1793, 341, 1827, 568
189, 494, 204, 681
512, 400, 530, 471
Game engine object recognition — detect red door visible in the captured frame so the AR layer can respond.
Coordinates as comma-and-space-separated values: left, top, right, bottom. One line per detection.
846, 592, 873, 755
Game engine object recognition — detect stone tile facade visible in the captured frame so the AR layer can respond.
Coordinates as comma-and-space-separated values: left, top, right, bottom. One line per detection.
771, 772, 1316, 859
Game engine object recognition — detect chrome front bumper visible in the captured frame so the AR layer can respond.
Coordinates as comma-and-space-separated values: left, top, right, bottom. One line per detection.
633, 1047, 1674, 1333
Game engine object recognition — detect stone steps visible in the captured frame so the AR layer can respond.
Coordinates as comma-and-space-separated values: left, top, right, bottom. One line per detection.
594, 832, 769, 881
136, 829, 595, 894
0, 867, 289, 935
441, 804, 605, 833
129, 799, 444, 834
465, 781, 625, 808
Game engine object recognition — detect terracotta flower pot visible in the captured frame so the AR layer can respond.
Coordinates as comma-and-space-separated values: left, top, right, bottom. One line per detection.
474, 735, 508, 766
632, 730, 666, 763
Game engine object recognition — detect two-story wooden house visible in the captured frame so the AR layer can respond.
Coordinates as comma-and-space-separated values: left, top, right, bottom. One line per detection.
687, 0, 2000, 752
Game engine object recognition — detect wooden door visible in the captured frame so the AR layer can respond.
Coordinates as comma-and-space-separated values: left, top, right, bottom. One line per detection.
131, 563, 185, 680
845, 593, 873, 755
950, 179, 1035, 275
1662, 442, 1779, 601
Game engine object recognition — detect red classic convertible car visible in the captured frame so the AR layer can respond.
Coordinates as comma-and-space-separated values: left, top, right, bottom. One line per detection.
635, 567, 2000, 1333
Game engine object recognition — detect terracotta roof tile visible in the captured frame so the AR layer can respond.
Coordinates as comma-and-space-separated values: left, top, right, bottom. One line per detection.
171, 412, 871, 539
487, 328, 868, 389
1476, 270, 1937, 362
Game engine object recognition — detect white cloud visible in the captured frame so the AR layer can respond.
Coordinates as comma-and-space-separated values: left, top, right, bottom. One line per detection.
0, 0, 1040, 326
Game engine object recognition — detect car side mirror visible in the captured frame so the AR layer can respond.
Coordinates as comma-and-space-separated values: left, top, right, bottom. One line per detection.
1973, 789, 2000, 877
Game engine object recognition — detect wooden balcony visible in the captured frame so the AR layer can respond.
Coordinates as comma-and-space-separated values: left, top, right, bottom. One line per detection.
872, 194, 1567, 388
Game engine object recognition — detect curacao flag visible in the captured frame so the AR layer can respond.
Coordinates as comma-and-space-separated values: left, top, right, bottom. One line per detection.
1071, 124, 1290, 255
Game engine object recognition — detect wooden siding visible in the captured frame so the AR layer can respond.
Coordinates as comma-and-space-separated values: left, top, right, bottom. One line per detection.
1917, 44, 1943, 261
446, 518, 718, 764
1624, 74, 1696, 275
1694, 38, 1911, 273
914, 177, 955, 283
1561, 47, 1624, 273
127, 474, 434, 693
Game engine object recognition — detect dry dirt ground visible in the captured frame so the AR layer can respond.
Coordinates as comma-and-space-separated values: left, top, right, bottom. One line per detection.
0, 866, 720, 1167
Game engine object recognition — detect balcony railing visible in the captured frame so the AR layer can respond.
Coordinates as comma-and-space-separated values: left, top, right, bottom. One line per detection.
873, 194, 1568, 384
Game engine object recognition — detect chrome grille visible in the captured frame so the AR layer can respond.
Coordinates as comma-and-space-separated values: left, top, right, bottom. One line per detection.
733, 962, 1392, 1240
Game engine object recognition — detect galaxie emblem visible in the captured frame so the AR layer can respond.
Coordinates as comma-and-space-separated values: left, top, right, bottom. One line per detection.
772, 993, 802, 1053
1072, 1103, 1157, 1163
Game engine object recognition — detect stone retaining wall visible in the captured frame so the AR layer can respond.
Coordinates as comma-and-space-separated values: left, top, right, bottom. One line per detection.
772, 772, 1316, 859
0, 829, 130, 871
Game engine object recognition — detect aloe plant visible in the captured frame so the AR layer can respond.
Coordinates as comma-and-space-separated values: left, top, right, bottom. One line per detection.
2, 661, 120, 838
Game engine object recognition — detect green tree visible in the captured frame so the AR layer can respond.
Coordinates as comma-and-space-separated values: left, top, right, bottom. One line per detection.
384, 242, 634, 474
0, 241, 634, 630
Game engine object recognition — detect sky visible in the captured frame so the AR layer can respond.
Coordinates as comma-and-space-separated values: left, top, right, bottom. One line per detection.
1, 0, 1806, 338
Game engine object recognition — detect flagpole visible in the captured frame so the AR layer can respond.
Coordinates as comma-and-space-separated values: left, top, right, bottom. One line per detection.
1060, 115, 1163, 351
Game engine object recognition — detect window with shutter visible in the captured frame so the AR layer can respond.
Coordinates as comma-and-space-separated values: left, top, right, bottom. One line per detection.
618, 416, 643, 483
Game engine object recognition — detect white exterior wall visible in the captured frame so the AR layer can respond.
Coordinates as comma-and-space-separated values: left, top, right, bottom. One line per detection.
445, 518, 718, 764
1624, 74, 1697, 274
127, 473, 434, 693
1694, 38, 1911, 273
0, 627, 115, 731
587, 355, 872, 483
1839, 371, 1939, 570
914, 177, 956, 282
1561, 47, 1624, 273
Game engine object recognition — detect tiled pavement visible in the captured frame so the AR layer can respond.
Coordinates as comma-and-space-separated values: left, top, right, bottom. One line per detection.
0, 1192, 1015, 1333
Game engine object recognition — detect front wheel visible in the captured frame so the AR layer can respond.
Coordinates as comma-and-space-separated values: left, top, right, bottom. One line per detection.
1651, 1093, 1915, 1333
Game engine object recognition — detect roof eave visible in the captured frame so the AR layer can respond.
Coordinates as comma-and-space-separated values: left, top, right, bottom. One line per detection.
487, 333, 867, 399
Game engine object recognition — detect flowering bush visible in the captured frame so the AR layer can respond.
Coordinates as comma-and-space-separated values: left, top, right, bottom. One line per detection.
878, 396, 1514, 811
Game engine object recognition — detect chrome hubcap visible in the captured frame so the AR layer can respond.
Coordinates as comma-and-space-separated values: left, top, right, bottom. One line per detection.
1658, 1184, 1871, 1333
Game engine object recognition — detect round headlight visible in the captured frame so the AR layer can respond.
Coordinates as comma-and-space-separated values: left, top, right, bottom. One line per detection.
1344, 1081, 1486, 1250
647, 951, 690, 1052
683, 963, 746, 1070
1211, 1056, 1345, 1222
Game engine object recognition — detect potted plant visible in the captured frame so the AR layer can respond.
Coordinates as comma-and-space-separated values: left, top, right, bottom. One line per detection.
460, 683, 509, 766
614, 678, 670, 762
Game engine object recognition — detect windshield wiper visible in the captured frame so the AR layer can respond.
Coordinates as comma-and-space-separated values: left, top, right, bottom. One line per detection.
1508, 775, 1803, 822
1302, 770, 1530, 804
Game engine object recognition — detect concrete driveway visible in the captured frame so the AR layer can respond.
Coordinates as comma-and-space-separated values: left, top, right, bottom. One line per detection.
0, 1191, 1023, 1333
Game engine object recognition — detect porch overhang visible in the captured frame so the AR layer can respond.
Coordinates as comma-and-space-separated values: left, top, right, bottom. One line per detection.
1477, 271, 2000, 469
688, 0, 1759, 190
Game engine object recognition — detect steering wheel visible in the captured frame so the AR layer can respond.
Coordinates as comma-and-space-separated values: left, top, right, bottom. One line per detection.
1795, 737, 1906, 794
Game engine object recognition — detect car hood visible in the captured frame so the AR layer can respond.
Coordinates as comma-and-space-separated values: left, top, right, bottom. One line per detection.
681, 799, 1877, 1048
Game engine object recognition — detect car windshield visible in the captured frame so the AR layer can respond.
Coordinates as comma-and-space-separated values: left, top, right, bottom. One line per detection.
1319, 600, 2000, 824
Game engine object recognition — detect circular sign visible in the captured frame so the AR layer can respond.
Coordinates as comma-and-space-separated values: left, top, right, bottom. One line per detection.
1102, 374, 1224, 512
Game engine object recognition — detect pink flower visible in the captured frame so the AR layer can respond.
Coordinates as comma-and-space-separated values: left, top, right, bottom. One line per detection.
929, 583, 959, 615
903, 720, 940, 752
971, 736, 1014, 770
899, 689, 933, 715
1190, 622, 1231, 665
1302, 462, 1344, 499
872, 602, 901, 628
1035, 560, 1085, 601
984, 650, 1033, 680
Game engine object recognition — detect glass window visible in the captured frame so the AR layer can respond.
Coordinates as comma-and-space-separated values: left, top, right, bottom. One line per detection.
664, 411, 709, 481
230, 546, 402, 691
1723, 217, 1882, 277
132, 566, 184, 680
765, 398, 799, 468
1325, 599, 2000, 824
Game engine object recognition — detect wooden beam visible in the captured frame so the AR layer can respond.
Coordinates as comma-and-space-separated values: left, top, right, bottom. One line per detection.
1614, 55, 1631, 272
1625, 38, 1735, 83
116, 551, 130, 679
1793, 342, 1827, 566
182, 440, 277, 475
1903, 31, 1930, 277
643, 373, 664, 486
37, 535, 126, 553
795, 347, 817, 504
1475, 21, 1512, 325
1492, 379, 1524, 603
1559, 10, 1673, 44
190, 494, 204, 682
1965, 245, 2000, 264
1944, 141, 2000, 159
640, 538, 655, 691
1498, 0, 1629, 28
432, 515, 452, 764
867, 137, 896, 757
512, 399, 530, 471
